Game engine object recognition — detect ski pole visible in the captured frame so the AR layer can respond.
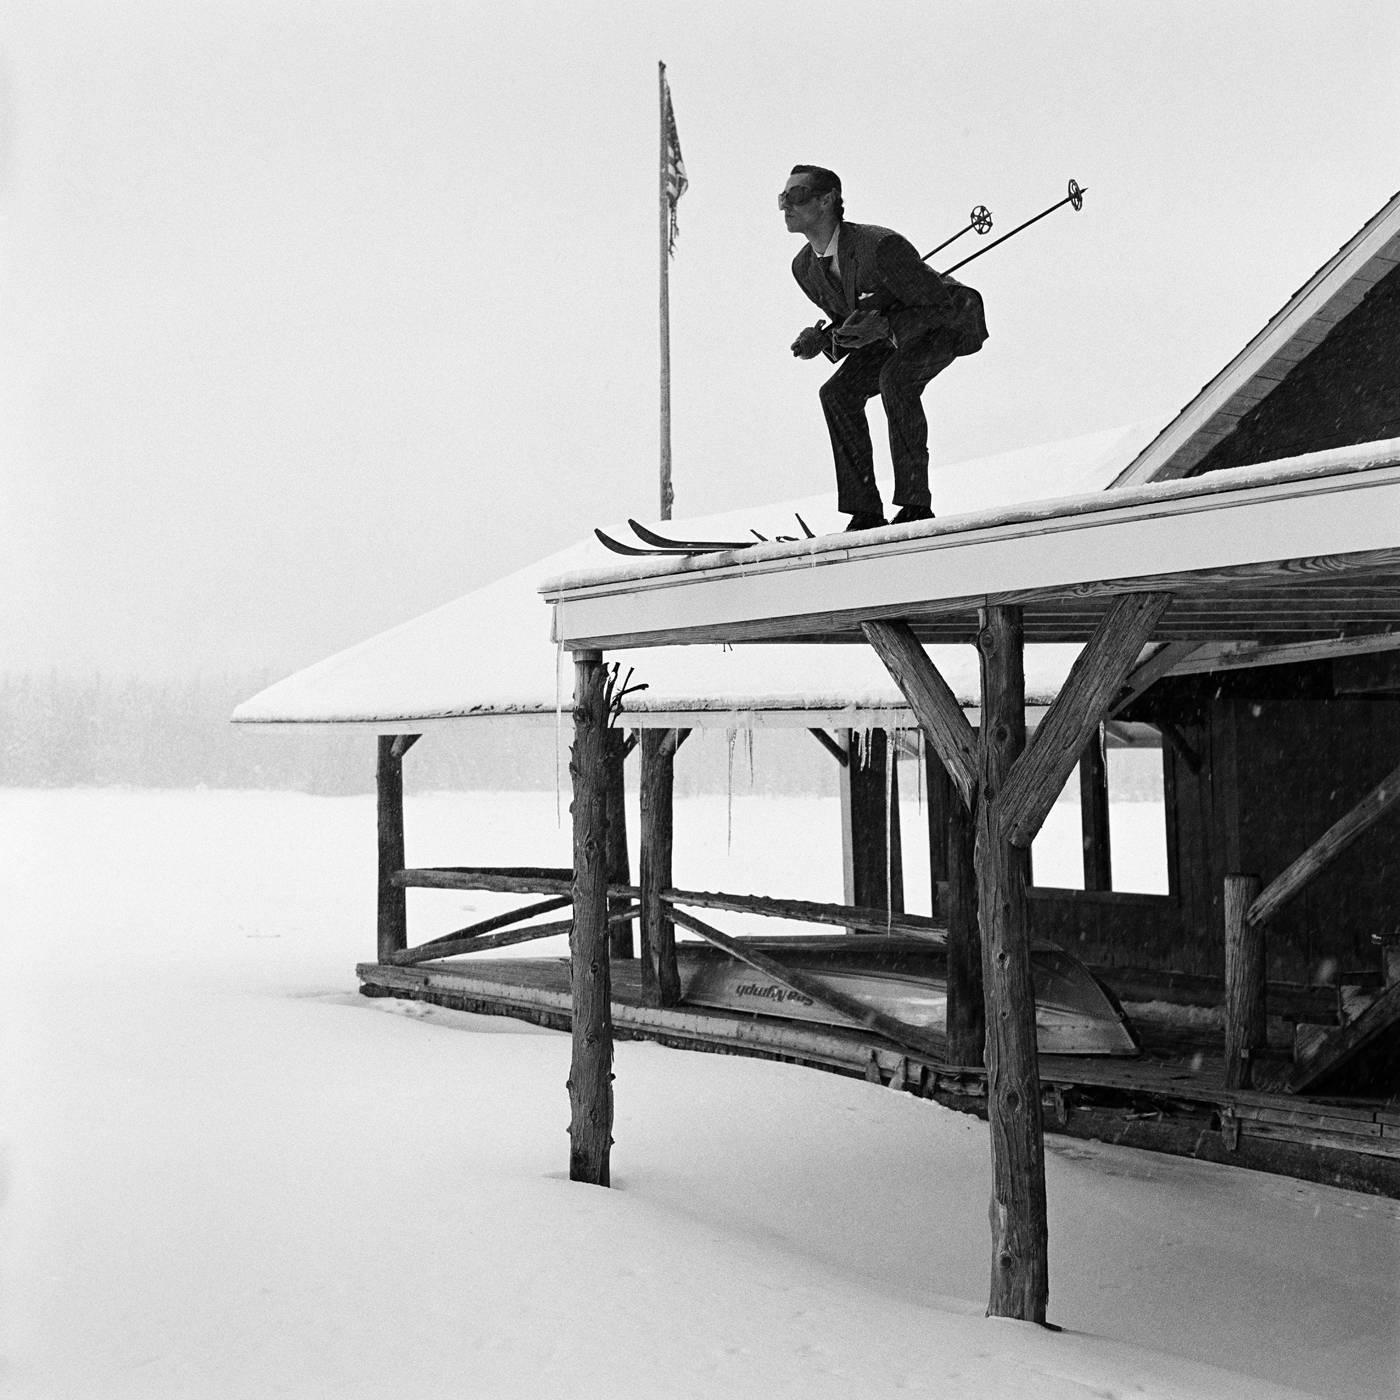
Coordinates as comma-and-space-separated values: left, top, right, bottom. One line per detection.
921, 205, 993, 262
942, 178, 1086, 275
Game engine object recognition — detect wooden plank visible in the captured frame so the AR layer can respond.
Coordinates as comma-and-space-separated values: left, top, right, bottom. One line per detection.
1248, 755, 1400, 928
392, 894, 573, 962
976, 603, 1048, 1324
388, 910, 626, 966
1109, 641, 1203, 716
396, 870, 572, 893
639, 728, 682, 1006
568, 650, 613, 1186
412, 895, 574, 949
391, 917, 571, 966
861, 619, 978, 808
389, 733, 420, 761
1223, 874, 1266, 1090
605, 728, 633, 959
405, 864, 573, 879
924, 748, 952, 900
666, 907, 947, 1062
808, 727, 849, 767
1239, 1119, 1400, 1161
395, 869, 644, 898
847, 729, 898, 911
945, 764, 983, 1067
1078, 725, 1112, 892
664, 887, 945, 938
1090, 965, 1339, 1024
1235, 1105, 1383, 1138
1168, 631, 1400, 677
1289, 980, 1400, 1094
376, 735, 410, 962
999, 593, 1172, 848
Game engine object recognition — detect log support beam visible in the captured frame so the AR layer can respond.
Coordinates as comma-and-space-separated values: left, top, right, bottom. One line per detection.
1246, 754, 1400, 929
1078, 724, 1112, 892
639, 728, 683, 1006
862, 620, 977, 807
865, 627, 982, 1063
945, 768, 983, 1067
860, 597, 1177, 1322
841, 729, 903, 914
376, 733, 419, 962
998, 592, 1171, 849
605, 728, 634, 960
1223, 874, 1266, 1090
975, 604, 1048, 1323
568, 650, 613, 1186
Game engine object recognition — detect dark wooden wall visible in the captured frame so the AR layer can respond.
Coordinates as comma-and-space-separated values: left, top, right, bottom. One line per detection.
1062, 672, 1400, 984
1193, 261, 1400, 471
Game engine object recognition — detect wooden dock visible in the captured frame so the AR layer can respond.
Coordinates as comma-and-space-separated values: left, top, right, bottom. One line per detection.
358, 954, 1400, 1199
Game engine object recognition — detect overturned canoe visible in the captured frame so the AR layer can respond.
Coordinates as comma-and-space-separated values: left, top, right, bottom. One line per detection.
677, 934, 1140, 1057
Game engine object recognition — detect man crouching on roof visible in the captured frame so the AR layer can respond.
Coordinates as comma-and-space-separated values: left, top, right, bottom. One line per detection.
784, 165, 988, 532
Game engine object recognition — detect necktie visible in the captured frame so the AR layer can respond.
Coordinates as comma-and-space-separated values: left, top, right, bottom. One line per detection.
818, 255, 846, 313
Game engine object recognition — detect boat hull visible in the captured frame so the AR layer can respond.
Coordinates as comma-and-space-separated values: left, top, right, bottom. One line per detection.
677, 935, 1139, 1057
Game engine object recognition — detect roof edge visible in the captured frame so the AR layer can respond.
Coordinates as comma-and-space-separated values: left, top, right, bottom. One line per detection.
1111, 189, 1400, 488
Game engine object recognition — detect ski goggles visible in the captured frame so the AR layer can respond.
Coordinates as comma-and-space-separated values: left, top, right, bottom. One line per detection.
778, 185, 818, 209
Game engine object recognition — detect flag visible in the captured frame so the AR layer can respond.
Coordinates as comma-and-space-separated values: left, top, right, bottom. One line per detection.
661, 67, 687, 255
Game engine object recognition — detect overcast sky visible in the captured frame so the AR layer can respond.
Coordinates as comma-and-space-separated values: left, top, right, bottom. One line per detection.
3, 1, 1398, 680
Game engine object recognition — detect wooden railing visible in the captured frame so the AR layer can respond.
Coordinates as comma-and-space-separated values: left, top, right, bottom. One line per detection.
1223, 755, 1400, 1092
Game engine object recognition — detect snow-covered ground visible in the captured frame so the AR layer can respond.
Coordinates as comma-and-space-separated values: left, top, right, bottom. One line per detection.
2, 787, 1396, 1399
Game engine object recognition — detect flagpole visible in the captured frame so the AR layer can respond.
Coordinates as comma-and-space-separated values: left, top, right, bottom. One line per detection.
657, 61, 673, 520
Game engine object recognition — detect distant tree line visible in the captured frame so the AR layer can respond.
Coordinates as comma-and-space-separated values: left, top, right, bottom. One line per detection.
0, 672, 839, 795
0, 672, 1164, 800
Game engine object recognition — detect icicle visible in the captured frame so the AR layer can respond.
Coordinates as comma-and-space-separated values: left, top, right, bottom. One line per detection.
884, 726, 896, 935
726, 726, 736, 853
915, 727, 925, 813
746, 727, 756, 788
554, 638, 565, 828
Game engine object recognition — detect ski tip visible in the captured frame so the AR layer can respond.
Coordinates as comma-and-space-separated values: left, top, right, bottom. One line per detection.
595, 527, 644, 555
794, 512, 815, 539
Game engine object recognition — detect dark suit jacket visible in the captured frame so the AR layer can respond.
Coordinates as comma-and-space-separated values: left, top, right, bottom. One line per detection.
792, 221, 988, 361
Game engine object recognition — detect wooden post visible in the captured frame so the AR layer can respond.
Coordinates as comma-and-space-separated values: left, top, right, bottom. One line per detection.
998, 592, 1170, 849
862, 619, 977, 807
376, 734, 417, 963
1223, 873, 1266, 1091
925, 746, 951, 912
658, 62, 676, 519
605, 727, 633, 959
1244, 753, 1400, 929
639, 727, 682, 1006
946, 770, 984, 1067
926, 747, 982, 1064
1079, 723, 1112, 891
568, 650, 613, 1186
888, 737, 905, 915
846, 730, 894, 911
976, 605, 1048, 1324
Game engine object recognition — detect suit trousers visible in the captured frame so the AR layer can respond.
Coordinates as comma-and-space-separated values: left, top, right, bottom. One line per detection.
818, 328, 960, 516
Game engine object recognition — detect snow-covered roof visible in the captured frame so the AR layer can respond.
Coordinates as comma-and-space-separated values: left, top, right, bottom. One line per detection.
1112, 188, 1400, 487
232, 423, 1154, 731
542, 439, 1400, 655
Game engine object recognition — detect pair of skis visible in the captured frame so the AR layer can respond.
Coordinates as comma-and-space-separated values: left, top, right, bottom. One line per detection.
595, 514, 815, 558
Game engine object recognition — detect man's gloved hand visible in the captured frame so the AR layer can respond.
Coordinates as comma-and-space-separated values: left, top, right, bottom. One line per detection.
790, 321, 830, 359
833, 308, 890, 349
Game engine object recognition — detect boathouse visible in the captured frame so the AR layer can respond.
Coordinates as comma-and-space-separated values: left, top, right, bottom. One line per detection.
237, 189, 1400, 1322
